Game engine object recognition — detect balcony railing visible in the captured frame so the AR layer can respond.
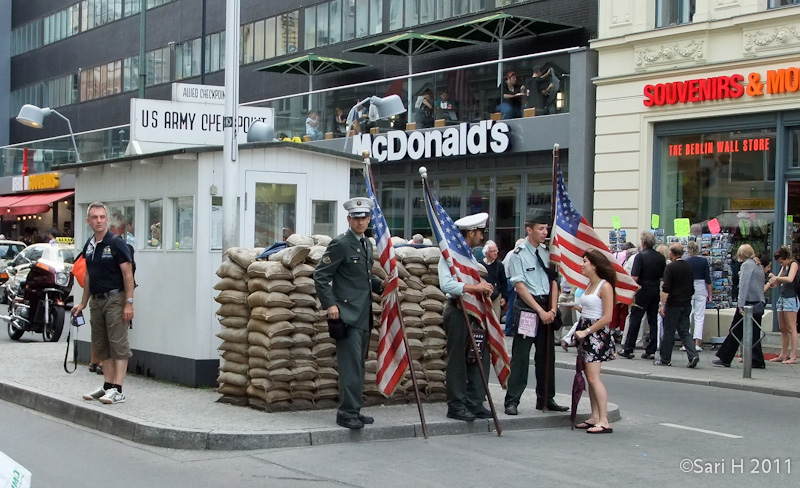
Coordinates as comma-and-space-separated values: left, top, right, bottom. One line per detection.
1, 47, 575, 172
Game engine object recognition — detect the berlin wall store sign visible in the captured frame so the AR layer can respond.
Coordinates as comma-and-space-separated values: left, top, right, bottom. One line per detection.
643, 65, 800, 106
351, 120, 510, 162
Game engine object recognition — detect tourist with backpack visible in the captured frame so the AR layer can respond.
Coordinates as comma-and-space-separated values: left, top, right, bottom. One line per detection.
72, 202, 135, 404
765, 246, 799, 364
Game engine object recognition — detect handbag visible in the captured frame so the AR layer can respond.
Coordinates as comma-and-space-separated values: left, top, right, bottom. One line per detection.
466, 319, 485, 364
328, 318, 347, 340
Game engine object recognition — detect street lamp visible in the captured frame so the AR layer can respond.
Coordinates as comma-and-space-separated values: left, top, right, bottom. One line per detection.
343, 95, 406, 150
16, 104, 83, 164
246, 120, 276, 143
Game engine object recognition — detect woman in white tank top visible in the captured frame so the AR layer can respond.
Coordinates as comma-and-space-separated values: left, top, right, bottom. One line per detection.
571, 249, 617, 434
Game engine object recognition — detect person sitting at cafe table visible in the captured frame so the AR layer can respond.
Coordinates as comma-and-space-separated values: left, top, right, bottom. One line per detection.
435, 89, 459, 121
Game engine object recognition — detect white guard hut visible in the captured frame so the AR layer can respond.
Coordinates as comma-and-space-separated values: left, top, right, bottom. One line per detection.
56, 142, 363, 386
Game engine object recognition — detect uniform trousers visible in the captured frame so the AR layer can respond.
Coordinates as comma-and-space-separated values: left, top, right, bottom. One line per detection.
504, 296, 556, 407
335, 326, 370, 419
444, 301, 491, 413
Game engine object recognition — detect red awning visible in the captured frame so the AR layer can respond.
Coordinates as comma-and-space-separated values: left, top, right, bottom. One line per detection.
1, 190, 74, 216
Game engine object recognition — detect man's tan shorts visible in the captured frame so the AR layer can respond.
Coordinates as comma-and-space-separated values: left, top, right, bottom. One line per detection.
89, 292, 132, 360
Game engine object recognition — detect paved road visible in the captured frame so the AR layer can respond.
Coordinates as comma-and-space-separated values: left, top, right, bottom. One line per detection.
1, 369, 794, 488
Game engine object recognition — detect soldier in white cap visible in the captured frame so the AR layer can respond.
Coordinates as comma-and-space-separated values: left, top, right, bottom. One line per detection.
314, 197, 384, 429
438, 212, 495, 422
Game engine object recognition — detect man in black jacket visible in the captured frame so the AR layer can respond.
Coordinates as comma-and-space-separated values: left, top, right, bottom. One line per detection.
657, 243, 701, 368
481, 240, 508, 319
620, 232, 666, 359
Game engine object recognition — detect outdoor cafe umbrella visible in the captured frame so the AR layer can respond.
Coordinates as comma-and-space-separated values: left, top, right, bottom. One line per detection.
256, 54, 366, 110
430, 12, 578, 87
346, 32, 476, 122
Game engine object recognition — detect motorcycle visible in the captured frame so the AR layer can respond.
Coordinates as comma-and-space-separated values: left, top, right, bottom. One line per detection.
1, 255, 73, 342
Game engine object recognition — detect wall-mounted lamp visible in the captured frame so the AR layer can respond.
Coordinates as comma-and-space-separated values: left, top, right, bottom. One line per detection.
555, 91, 564, 111
16, 104, 83, 164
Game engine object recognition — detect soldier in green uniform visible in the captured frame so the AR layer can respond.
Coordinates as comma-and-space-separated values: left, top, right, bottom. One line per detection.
314, 198, 384, 429
504, 213, 568, 415
439, 212, 495, 421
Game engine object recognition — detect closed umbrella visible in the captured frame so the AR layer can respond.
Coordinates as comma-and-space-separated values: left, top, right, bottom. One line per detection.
430, 12, 578, 87
346, 32, 476, 122
256, 54, 366, 110
571, 340, 586, 429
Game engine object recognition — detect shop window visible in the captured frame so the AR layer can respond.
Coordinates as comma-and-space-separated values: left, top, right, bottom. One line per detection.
791, 128, 800, 168
145, 199, 163, 249
411, 180, 430, 239
495, 174, 521, 257
350, 168, 367, 199
525, 170, 554, 225
173, 197, 194, 250
106, 202, 136, 248
656, 0, 695, 28
437, 178, 463, 222
312, 200, 336, 237
658, 129, 776, 256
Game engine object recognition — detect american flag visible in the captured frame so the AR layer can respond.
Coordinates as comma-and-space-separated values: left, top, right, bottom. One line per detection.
421, 175, 510, 388
550, 163, 639, 304
365, 166, 408, 396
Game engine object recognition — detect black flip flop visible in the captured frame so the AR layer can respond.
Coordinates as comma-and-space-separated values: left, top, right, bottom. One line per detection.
575, 422, 595, 429
586, 425, 613, 434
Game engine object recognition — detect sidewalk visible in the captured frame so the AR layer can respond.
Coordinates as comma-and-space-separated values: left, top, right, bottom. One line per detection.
0, 341, 615, 451
551, 343, 800, 397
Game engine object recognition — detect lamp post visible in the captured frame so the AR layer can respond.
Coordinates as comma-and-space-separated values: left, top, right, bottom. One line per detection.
16, 104, 83, 164
222, 0, 241, 252
343, 94, 406, 151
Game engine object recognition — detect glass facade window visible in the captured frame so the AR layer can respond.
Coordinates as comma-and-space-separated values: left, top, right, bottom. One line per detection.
241, 23, 254, 64
369, 0, 383, 35
381, 181, 407, 237
12, 20, 43, 56
329, 0, 342, 44
305, 7, 317, 49
656, 0, 696, 27
125, 0, 173, 16
44, 74, 78, 109
356, 0, 370, 38
495, 174, 520, 254
343, 0, 356, 40
175, 38, 201, 80
123, 56, 139, 92
107, 202, 136, 248
173, 197, 194, 250
312, 200, 337, 237
146, 199, 163, 249
769, 0, 800, 7
658, 128, 776, 256
317, 3, 329, 47
265, 17, 277, 59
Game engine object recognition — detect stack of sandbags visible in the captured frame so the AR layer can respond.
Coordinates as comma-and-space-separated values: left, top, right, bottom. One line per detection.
214, 247, 258, 406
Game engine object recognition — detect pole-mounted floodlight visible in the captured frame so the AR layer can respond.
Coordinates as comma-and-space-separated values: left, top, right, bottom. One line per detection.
343, 94, 406, 150
16, 104, 83, 164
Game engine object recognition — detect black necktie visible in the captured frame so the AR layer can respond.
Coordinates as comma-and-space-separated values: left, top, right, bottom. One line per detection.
360, 237, 368, 255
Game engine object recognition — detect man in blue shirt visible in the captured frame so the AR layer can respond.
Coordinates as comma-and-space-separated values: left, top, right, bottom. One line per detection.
504, 213, 567, 415
438, 212, 495, 422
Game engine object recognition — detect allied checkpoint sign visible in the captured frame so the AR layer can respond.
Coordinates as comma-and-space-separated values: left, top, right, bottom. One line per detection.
129, 98, 274, 146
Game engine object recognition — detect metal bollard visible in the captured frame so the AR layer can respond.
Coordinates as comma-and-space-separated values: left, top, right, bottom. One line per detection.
742, 305, 753, 379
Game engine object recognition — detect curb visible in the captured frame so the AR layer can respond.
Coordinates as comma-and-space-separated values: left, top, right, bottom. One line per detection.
0, 378, 620, 451
554, 359, 800, 398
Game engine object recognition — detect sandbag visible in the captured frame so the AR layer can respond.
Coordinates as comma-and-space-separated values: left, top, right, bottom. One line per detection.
291, 365, 317, 381
293, 276, 316, 295
214, 277, 250, 292
404, 275, 425, 290
312, 343, 336, 358
400, 302, 424, 317
219, 341, 248, 355
251, 307, 295, 323
268, 368, 293, 382
292, 307, 318, 323
222, 351, 248, 363
217, 371, 248, 387
313, 234, 332, 246
402, 315, 423, 327
221, 360, 248, 375
404, 326, 425, 340
216, 303, 250, 318
286, 234, 314, 247
247, 331, 271, 349
422, 285, 446, 301
270, 336, 294, 349
248, 345, 269, 358
394, 246, 425, 264
291, 264, 315, 279
216, 327, 248, 343
291, 346, 313, 360
421, 311, 444, 326
225, 247, 259, 269
282, 245, 311, 268
404, 262, 428, 277
420, 298, 444, 312
291, 333, 314, 348
420, 247, 441, 264
293, 321, 316, 336
247, 291, 293, 308
306, 245, 327, 264
288, 292, 316, 307
421, 274, 440, 286
219, 316, 249, 329
248, 261, 292, 280
423, 325, 446, 339
217, 261, 247, 280
218, 384, 248, 396
214, 289, 248, 305
402, 288, 424, 303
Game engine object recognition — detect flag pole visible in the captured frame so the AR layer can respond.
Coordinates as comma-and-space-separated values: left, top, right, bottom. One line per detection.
419, 167, 503, 437
364, 153, 429, 439
542, 143, 560, 414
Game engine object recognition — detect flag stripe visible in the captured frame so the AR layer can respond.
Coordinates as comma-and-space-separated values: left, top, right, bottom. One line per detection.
552, 161, 638, 305
366, 166, 409, 396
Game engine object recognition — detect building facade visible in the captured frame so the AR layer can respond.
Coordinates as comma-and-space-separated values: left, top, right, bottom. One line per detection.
593, 0, 800, 260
